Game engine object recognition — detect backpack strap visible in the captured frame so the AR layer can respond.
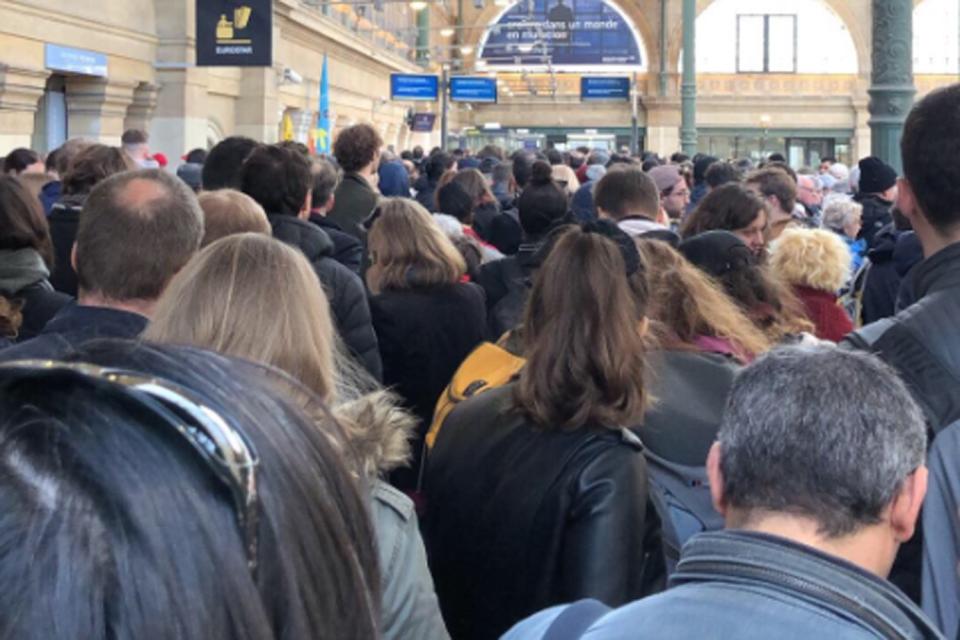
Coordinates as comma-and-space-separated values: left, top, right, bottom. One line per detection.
542, 599, 611, 640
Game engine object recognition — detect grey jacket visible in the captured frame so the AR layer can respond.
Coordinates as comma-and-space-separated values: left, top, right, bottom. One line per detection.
922, 419, 960, 639
504, 530, 943, 640
372, 482, 449, 640
335, 391, 449, 640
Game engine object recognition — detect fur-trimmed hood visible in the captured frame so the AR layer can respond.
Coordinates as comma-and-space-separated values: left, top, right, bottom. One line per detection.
333, 390, 416, 479
769, 228, 851, 293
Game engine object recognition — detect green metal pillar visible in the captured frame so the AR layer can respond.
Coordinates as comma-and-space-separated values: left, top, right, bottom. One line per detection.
868, 0, 915, 174
658, 0, 668, 97
680, 0, 697, 156
416, 8, 430, 66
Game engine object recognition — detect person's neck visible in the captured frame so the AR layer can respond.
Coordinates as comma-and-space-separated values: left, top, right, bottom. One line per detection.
732, 511, 896, 578
310, 207, 328, 218
78, 292, 155, 319
914, 221, 960, 259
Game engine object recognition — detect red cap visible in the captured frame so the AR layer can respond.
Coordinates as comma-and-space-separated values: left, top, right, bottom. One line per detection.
152, 152, 168, 167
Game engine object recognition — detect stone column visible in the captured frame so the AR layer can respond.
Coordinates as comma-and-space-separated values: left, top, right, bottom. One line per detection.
868, 0, 915, 174
0, 66, 50, 151
65, 77, 138, 144
679, 0, 697, 156
124, 83, 160, 133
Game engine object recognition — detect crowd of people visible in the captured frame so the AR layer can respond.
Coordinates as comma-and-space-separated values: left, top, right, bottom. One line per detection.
1, 83, 960, 640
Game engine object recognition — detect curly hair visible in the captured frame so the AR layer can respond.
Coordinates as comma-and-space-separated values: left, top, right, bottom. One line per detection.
768, 228, 851, 293
333, 124, 383, 173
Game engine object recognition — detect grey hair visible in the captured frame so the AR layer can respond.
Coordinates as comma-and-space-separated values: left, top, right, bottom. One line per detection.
821, 196, 863, 232
718, 345, 927, 537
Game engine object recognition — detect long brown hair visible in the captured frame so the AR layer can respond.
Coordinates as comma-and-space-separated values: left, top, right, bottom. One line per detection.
0, 175, 55, 267
515, 227, 647, 430
365, 198, 466, 294
145, 233, 336, 402
636, 238, 772, 358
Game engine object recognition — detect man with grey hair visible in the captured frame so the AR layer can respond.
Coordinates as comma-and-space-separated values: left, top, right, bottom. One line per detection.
504, 346, 941, 640
1, 169, 203, 360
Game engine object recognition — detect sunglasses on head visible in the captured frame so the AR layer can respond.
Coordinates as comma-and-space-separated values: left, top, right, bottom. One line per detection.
0, 360, 262, 577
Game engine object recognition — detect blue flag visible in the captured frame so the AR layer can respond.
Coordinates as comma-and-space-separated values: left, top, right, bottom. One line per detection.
315, 54, 331, 154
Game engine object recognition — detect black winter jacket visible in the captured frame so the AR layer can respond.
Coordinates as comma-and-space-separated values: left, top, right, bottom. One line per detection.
860, 225, 923, 325
414, 176, 439, 212
845, 241, 960, 603
477, 242, 543, 339
370, 282, 486, 490
268, 214, 382, 380
309, 213, 363, 275
48, 197, 84, 296
855, 192, 894, 250
9, 282, 71, 342
423, 384, 662, 640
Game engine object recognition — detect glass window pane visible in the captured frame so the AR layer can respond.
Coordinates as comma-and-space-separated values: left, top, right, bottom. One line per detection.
768, 15, 796, 72
737, 15, 765, 72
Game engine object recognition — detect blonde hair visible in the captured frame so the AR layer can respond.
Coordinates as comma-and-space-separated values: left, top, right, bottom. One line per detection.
769, 227, 851, 293
365, 197, 466, 294
197, 189, 270, 247
145, 233, 336, 402
551, 164, 581, 196
636, 238, 772, 358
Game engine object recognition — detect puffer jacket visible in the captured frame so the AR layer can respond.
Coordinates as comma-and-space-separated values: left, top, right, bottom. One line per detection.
423, 383, 663, 640
268, 214, 382, 380
48, 195, 85, 296
334, 392, 450, 640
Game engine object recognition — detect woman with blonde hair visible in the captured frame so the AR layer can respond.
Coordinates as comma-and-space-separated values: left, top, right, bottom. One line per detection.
768, 227, 853, 342
365, 197, 487, 489
145, 233, 450, 640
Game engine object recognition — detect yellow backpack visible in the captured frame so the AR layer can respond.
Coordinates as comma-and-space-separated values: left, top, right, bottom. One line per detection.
425, 341, 526, 450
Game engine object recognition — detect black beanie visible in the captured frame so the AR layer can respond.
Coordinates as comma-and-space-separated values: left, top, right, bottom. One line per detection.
694, 155, 718, 183
858, 156, 897, 194
678, 230, 754, 278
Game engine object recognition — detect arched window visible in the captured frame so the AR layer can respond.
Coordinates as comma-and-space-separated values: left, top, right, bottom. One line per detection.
689, 0, 857, 74
913, 0, 959, 74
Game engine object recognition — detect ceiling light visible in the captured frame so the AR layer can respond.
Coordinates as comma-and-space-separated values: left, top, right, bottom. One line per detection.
440, 27, 454, 37
460, 45, 474, 54
409, 1, 427, 11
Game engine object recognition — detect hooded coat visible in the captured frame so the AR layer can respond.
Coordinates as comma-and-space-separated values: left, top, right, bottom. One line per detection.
0, 248, 71, 342
268, 214, 382, 380
334, 392, 450, 640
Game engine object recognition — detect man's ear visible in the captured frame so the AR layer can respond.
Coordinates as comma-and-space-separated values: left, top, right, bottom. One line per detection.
888, 466, 928, 543
706, 442, 728, 517
300, 189, 312, 220
896, 177, 920, 227
70, 242, 78, 272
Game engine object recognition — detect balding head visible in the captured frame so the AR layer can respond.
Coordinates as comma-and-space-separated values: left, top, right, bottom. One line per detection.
76, 169, 203, 304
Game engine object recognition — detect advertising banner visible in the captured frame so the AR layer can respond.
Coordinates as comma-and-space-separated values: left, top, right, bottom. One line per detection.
197, 1, 273, 67
449, 77, 498, 103
411, 113, 437, 132
478, 0, 642, 68
391, 74, 440, 101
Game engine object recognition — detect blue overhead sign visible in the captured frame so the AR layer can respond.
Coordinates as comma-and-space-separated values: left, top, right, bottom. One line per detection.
479, 0, 643, 69
581, 76, 630, 101
44, 44, 108, 77
391, 74, 439, 101
449, 77, 498, 103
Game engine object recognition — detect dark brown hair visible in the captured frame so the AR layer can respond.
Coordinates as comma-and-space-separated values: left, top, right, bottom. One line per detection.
681, 183, 767, 238
0, 176, 55, 267
333, 124, 383, 173
62, 145, 136, 196
745, 166, 797, 213
594, 165, 660, 220
515, 227, 647, 430
76, 170, 203, 301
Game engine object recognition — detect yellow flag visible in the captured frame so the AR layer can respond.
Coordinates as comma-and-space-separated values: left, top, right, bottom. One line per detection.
282, 113, 295, 141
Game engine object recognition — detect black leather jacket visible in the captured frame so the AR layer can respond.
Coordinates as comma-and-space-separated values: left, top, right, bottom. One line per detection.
422, 384, 662, 640
845, 242, 960, 432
